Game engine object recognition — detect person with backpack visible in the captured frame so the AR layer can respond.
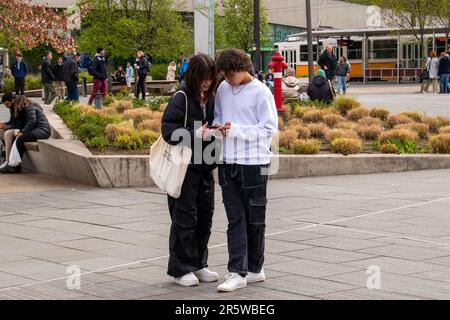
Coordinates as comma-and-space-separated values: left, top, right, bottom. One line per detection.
11, 53, 28, 95
134, 51, 150, 100
88, 47, 108, 105
178, 58, 189, 82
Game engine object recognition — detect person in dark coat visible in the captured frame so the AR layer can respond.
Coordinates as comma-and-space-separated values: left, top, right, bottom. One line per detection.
88, 48, 108, 105
53, 57, 65, 100
41, 51, 57, 105
318, 44, 338, 81
0, 96, 51, 174
438, 52, 450, 94
161, 53, 220, 287
307, 69, 335, 104
11, 53, 28, 95
0, 93, 25, 169
64, 53, 81, 102
134, 51, 150, 100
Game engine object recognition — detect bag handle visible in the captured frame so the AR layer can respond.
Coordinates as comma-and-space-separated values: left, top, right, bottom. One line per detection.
172, 90, 189, 127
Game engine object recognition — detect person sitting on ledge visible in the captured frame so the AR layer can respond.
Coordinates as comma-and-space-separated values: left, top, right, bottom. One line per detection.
0, 93, 25, 170
307, 69, 335, 104
0, 95, 51, 174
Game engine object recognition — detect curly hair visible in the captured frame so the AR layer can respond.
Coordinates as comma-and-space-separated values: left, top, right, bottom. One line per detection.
216, 49, 254, 77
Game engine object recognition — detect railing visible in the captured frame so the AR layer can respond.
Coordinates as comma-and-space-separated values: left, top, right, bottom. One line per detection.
365, 68, 422, 81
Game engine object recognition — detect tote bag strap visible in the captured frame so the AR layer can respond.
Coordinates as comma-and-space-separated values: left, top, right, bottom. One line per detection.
172, 90, 189, 127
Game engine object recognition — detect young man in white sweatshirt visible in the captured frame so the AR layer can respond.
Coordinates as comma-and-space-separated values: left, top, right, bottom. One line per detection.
214, 49, 278, 292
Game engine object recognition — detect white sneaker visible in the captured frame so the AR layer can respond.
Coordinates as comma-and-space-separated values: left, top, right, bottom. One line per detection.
193, 268, 219, 282
173, 272, 199, 287
247, 269, 266, 283
217, 273, 247, 292
0, 161, 7, 169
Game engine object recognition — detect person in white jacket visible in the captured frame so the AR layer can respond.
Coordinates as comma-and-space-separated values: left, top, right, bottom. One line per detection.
213, 48, 278, 292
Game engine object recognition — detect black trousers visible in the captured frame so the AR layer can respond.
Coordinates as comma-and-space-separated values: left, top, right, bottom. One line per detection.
218, 164, 268, 276
15, 77, 25, 95
167, 168, 215, 277
136, 75, 146, 100
16, 130, 51, 159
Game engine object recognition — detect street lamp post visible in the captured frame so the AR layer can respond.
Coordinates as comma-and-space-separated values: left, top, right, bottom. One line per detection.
306, 0, 314, 82
253, 0, 261, 73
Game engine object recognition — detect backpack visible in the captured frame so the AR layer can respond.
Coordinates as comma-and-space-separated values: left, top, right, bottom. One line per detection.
88, 65, 95, 76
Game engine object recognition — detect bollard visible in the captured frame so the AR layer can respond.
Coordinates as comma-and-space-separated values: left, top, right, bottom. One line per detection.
268, 52, 288, 113
82, 77, 87, 97
94, 92, 103, 109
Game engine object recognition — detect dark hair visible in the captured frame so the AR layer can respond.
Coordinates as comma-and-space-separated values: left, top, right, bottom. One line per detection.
216, 49, 254, 77
13, 95, 34, 118
45, 51, 52, 57
97, 47, 103, 54
185, 53, 217, 103
74, 53, 81, 57
16, 53, 23, 57
1, 92, 15, 103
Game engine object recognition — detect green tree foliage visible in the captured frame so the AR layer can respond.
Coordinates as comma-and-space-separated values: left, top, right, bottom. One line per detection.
78, 0, 192, 62
217, 0, 270, 51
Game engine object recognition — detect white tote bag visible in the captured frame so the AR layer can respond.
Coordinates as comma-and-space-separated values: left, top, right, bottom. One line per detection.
149, 91, 192, 199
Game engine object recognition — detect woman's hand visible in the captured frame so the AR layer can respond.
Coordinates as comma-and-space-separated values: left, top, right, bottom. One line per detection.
218, 122, 231, 137
16, 132, 23, 138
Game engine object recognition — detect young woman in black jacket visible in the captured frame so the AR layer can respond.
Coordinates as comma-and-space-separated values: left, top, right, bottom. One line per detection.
161, 53, 220, 287
0, 96, 51, 173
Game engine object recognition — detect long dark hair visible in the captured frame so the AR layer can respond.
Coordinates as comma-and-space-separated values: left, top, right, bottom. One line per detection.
184, 53, 217, 103
13, 95, 34, 118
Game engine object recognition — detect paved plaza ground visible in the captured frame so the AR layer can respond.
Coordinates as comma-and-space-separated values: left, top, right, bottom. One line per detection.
1, 86, 450, 300
0, 169, 450, 299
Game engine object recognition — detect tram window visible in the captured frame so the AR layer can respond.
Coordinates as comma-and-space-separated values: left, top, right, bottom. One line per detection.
347, 41, 362, 60
371, 39, 397, 59
300, 44, 317, 61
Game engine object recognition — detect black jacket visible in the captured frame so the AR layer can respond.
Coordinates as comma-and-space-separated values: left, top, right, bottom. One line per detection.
41, 58, 55, 84
3, 108, 25, 130
307, 76, 334, 104
53, 63, 65, 82
318, 51, 337, 80
439, 56, 450, 75
92, 55, 108, 81
137, 56, 149, 76
63, 58, 79, 83
18, 103, 51, 138
161, 83, 218, 172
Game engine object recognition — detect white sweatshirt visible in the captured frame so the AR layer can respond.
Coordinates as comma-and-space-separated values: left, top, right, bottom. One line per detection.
214, 78, 278, 165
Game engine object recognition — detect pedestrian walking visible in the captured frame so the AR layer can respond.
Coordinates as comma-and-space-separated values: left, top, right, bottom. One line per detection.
336, 56, 350, 95
64, 53, 81, 102
11, 53, 28, 96
318, 44, 337, 81
88, 47, 108, 105
421, 51, 440, 94
161, 53, 219, 287
134, 51, 149, 100
53, 57, 66, 100
41, 51, 57, 105
214, 48, 278, 292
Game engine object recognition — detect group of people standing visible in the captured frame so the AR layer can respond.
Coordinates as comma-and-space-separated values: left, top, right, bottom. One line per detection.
161, 49, 278, 292
420, 50, 450, 94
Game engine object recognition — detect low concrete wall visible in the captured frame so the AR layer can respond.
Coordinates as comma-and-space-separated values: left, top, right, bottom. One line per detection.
20, 103, 450, 188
